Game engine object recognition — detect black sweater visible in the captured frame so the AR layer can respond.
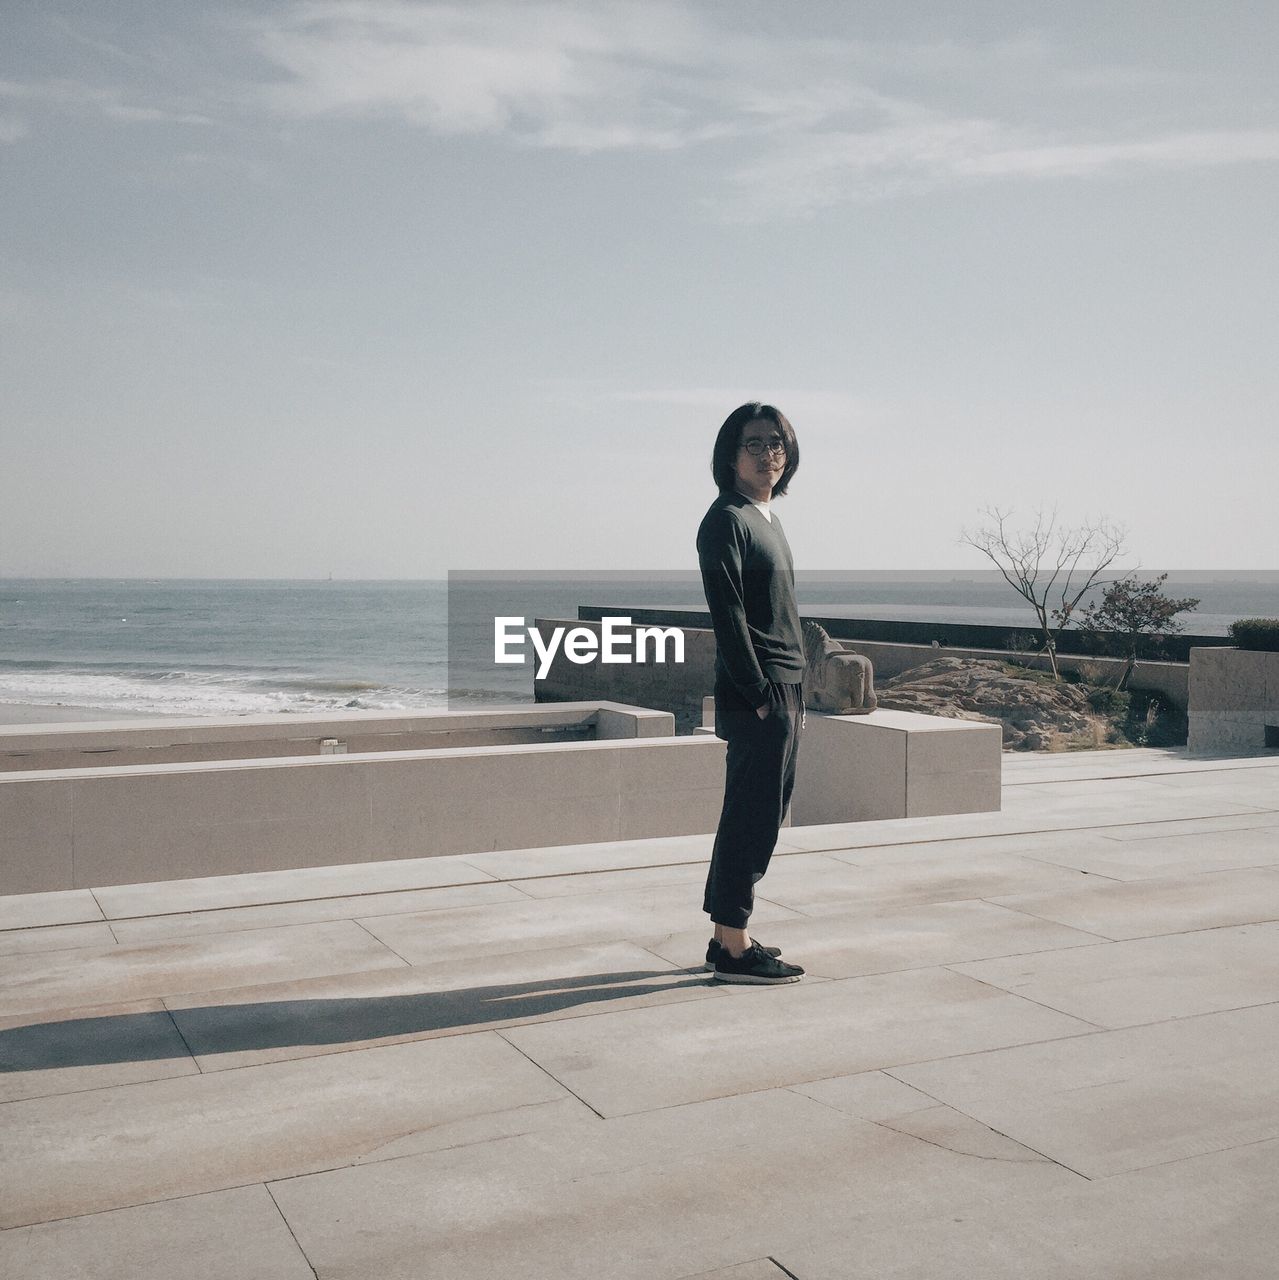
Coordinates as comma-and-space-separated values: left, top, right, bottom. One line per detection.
696, 489, 805, 709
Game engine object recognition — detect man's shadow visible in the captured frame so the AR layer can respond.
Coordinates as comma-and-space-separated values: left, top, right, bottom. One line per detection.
0, 968, 711, 1071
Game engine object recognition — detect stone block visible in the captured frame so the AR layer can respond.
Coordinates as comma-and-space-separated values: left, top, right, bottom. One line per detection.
790, 708, 1000, 826
1188, 647, 1279, 753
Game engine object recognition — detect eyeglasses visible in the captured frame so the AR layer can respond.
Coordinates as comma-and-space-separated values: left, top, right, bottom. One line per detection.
740, 437, 786, 457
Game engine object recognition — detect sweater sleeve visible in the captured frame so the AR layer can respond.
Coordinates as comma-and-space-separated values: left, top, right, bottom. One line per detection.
697, 508, 770, 709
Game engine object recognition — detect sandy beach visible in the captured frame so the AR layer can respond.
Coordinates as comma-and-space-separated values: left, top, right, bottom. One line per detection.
0, 703, 174, 726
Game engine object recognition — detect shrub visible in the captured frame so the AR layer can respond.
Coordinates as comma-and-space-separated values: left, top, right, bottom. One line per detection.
1121, 689, 1188, 748
1087, 686, 1131, 718
1004, 631, 1040, 653
1069, 659, 1120, 687
1229, 618, 1279, 652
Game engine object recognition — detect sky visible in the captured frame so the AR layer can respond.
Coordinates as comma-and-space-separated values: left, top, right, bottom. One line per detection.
2, 1, 1276, 578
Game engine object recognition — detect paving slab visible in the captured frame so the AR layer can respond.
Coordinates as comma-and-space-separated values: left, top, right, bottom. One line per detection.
163, 940, 723, 1071
0, 998, 197, 1103
874, 1104, 1055, 1163
0, 1030, 579, 1228
785, 786, 1272, 859
998, 788, 1266, 827
787, 1068, 941, 1121
888, 1001, 1279, 1179
1002, 777, 1178, 802
511, 858, 712, 898
91, 852, 494, 918
642, 899, 1103, 979
505, 851, 845, 901
990, 866, 1279, 939
779, 810, 1068, 853
830, 828, 1124, 864
757, 850, 1096, 916
0, 888, 104, 930
1146, 762, 1279, 790
1097, 810, 1279, 841
0, 921, 119, 956
267, 1086, 1080, 1280
463, 832, 721, 879
1015, 824, 1279, 880
500, 966, 1093, 1117
678, 1262, 794, 1279
0, 919, 406, 1018
773, 1133, 1279, 1279
0, 1184, 316, 1280
950, 920, 1279, 1027
108, 879, 528, 944
1000, 748, 1270, 784
358, 882, 802, 964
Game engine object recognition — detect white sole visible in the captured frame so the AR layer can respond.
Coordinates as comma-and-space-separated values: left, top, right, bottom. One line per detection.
711, 970, 802, 984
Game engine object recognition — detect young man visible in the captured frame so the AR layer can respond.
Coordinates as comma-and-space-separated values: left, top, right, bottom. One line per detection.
697, 402, 806, 984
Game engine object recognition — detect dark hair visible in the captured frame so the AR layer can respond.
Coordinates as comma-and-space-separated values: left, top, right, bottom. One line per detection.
710, 402, 800, 497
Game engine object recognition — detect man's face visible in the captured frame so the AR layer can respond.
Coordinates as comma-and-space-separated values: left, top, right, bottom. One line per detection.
733, 420, 787, 495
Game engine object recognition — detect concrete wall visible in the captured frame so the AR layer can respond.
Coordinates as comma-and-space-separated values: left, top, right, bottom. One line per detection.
531, 617, 1190, 727
577, 603, 1229, 664
531, 618, 717, 733
1187, 647, 1279, 753
792, 710, 1002, 825
0, 729, 727, 895
0, 703, 673, 773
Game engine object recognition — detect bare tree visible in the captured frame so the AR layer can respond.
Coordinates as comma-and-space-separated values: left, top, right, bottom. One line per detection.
959, 506, 1127, 681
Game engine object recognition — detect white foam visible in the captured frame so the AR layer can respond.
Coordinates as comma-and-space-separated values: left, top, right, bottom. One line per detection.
0, 670, 449, 718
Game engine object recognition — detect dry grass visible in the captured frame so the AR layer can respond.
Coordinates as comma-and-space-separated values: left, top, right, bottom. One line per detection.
1045, 715, 1133, 752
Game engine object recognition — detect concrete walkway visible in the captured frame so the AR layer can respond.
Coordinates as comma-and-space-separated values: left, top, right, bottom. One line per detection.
2, 746, 1278, 1278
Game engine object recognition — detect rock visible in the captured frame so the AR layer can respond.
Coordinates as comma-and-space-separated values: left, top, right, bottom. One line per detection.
875, 658, 1108, 751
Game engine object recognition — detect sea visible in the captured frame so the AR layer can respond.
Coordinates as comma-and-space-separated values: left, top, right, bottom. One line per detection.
2, 574, 1277, 719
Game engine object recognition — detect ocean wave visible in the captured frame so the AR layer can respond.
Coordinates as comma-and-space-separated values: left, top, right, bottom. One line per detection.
445, 686, 536, 704
266, 678, 385, 694
0, 669, 449, 719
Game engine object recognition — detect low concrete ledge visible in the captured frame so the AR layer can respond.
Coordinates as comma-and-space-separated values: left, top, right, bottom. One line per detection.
791, 709, 1002, 825
0, 702, 674, 772
0, 707, 720, 895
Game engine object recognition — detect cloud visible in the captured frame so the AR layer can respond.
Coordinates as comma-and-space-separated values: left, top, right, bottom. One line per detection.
9, 3, 1279, 212
0, 76, 212, 127
720, 116, 1279, 218
0, 115, 28, 143
250, 0, 717, 149
242, 2, 1279, 213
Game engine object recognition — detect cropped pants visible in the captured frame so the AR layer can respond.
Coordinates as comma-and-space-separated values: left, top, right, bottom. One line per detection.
703, 678, 804, 930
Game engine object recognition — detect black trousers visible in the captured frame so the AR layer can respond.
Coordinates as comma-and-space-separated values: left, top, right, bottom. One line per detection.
703, 678, 803, 930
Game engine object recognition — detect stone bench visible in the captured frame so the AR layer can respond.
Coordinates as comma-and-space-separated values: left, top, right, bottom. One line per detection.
701, 696, 1002, 823
0, 704, 726, 894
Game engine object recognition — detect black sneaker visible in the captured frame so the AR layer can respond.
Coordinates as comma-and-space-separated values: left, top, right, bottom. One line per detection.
713, 941, 804, 985
704, 938, 782, 972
